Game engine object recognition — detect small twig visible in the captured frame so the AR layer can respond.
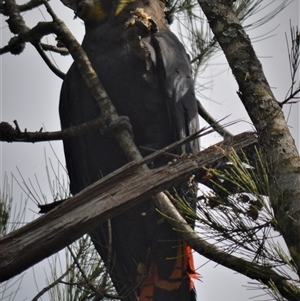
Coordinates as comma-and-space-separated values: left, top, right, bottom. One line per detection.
197, 99, 233, 138
99, 219, 112, 296
140, 145, 180, 158
282, 23, 300, 105
0, 116, 106, 143
13, 120, 21, 133
67, 245, 100, 296
40, 42, 69, 55
31, 262, 76, 301
190, 37, 218, 65
281, 86, 300, 106
34, 42, 65, 79
153, 191, 300, 301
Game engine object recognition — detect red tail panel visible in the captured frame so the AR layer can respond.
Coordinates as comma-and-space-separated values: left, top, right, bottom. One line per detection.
138, 242, 198, 301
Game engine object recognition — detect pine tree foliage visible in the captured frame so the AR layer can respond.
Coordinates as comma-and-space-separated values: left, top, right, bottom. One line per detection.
0, 0, 299, 300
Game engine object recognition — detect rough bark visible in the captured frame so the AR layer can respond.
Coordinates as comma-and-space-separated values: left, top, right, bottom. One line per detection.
0, 132, 255, 282
198, 0, 300, 273
1, 133, 300, 300
1, 0, 299, 297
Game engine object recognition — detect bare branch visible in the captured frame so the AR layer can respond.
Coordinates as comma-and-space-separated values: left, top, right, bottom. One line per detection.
197, 99, 233, 138
0, 0, 44, 15
154, 192, 300, 301
0, 131, 256, 282
33, 42, 65, 79
1, 131, 299, 299
31, 261, 76, 301
0, 116, 106, 143
40, 42, 69, 55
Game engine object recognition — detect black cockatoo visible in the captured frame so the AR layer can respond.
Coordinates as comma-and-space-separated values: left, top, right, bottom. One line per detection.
59, 0, 199, 300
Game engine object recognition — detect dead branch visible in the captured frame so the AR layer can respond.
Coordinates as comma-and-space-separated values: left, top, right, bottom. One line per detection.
1, 0, 67, 79
40, 42, 69, 55
0, 116, 106, 143
0, 0, 44, 15
1, 131, 299, 300
34, 42, 66, 79
197, 99, 233, 138
0, 131, 256, 282
3, 0, 298, 298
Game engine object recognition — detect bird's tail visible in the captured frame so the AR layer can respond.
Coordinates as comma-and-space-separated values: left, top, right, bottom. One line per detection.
138, 242, 198, 301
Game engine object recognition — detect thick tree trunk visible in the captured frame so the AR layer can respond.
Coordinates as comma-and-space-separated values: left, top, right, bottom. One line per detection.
198, 0, 300, 273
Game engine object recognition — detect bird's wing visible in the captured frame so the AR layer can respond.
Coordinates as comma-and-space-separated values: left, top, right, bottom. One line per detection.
59, 13, 199, 301
152, 30, 199, 154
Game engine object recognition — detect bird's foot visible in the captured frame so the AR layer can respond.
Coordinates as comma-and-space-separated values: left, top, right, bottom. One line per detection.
125, 8, 158, 61
101, 116, 133, 138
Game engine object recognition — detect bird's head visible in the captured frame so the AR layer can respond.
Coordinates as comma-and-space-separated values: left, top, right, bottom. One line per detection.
61, 0, 137, 24
75, 0, 110, 24
61, 0, 168, 27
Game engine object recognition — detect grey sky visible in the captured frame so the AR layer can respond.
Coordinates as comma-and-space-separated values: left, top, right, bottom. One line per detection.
0, 1, 299, 300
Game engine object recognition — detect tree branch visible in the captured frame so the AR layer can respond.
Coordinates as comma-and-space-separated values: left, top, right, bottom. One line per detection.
0, 132, 256, 281
0, 0, 44, 16
155, 192, 300, 301
0, 116, 106, 143
197, 99, 233, 138
1, 132, 299, 299
198, 0, 300, 274
3, 0, 298, 298
33, 42, 66, 79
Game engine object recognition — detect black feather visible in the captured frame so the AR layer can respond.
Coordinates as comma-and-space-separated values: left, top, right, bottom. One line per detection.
59, 1, 199, 300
